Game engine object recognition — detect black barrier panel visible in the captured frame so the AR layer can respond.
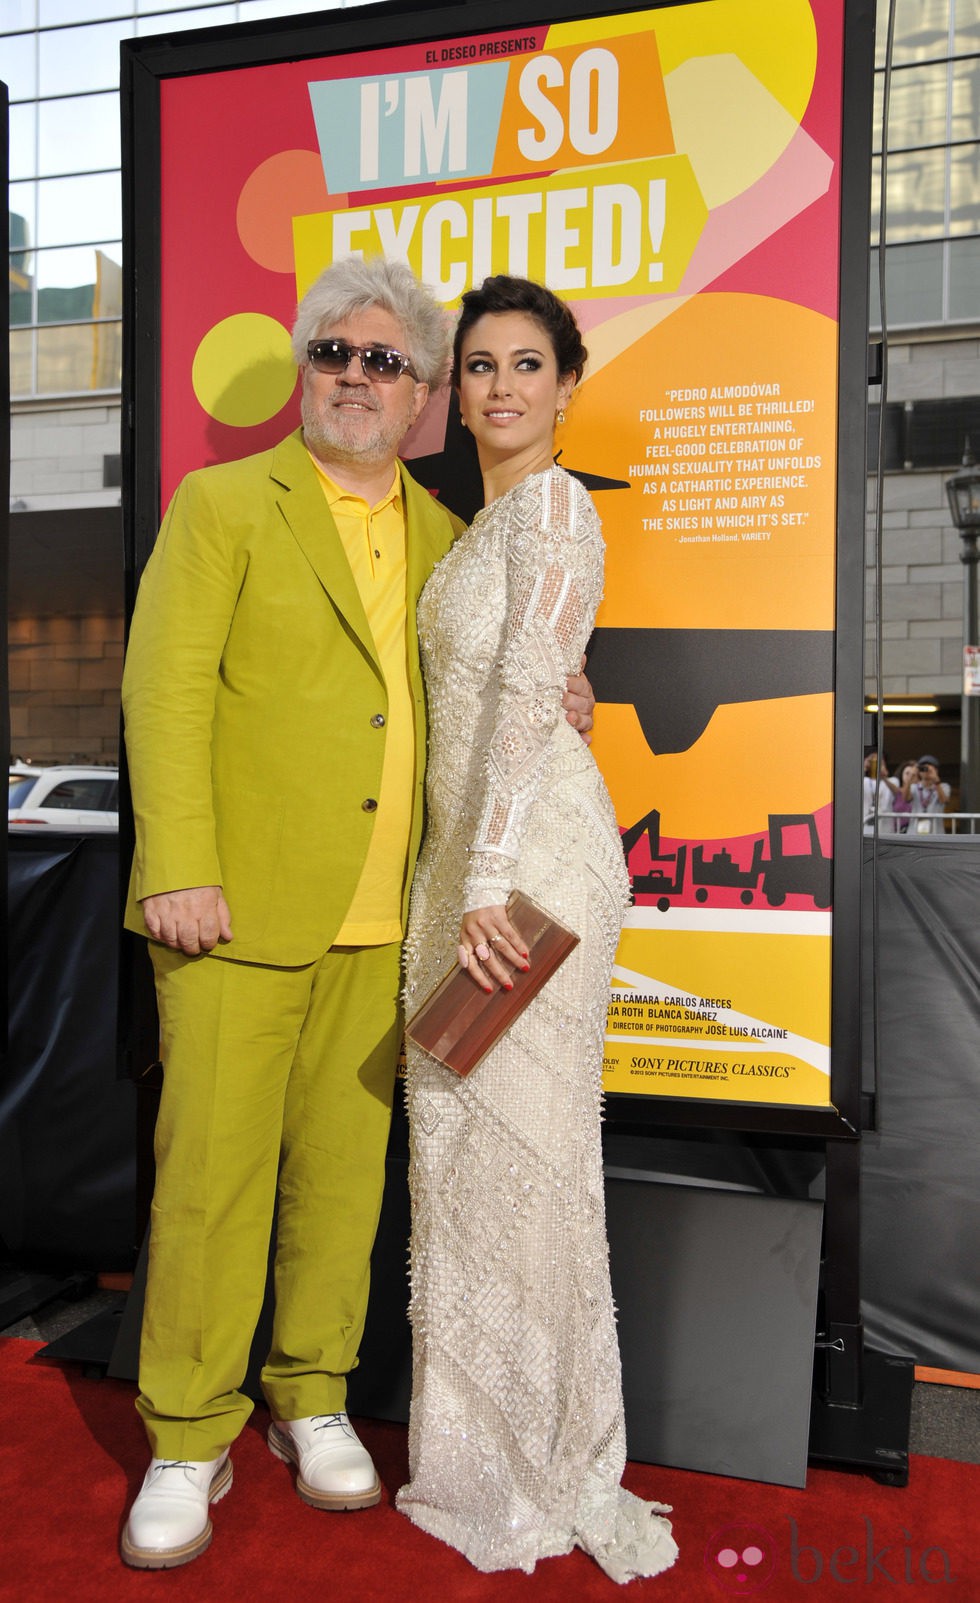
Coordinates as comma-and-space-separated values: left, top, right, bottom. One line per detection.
110, 1127, 825, 1489
12, 832, 980, 1376
860, 837, 980, 1374
3, 835, 137, 1269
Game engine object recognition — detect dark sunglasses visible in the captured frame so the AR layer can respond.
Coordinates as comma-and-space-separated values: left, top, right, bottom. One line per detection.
306, 339, 419, 384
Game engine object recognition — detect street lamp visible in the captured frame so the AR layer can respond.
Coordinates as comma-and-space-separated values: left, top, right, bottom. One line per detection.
946, 440, 980, 816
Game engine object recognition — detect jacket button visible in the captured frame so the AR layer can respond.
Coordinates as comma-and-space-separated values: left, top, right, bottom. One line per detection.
362, 798, 378, 812
370, 713, 386, 728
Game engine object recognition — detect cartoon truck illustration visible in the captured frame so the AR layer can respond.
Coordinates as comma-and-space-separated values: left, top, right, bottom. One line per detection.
621, 807, 688, 912
692, 838, 765, 904
761, 814, 832, 908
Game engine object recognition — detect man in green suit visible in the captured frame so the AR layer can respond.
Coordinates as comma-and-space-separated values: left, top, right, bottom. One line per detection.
120, 258, 590, 1569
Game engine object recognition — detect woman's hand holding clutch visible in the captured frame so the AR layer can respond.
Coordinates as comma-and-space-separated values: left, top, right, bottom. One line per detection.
458, 904, 530, 992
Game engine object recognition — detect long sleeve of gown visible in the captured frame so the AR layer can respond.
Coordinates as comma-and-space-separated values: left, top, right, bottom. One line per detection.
462, 470, 604, 912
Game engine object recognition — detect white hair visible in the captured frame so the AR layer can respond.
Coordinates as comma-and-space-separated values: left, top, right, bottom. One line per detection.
291, 257, 449, 388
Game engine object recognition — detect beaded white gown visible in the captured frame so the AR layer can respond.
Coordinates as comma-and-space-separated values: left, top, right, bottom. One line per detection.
397, 467, 677, 1582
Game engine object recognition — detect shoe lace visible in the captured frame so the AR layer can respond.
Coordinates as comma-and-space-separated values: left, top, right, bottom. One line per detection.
311, 1414, 354, 1438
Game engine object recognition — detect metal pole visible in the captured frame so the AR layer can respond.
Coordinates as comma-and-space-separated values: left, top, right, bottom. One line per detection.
960, 531, 980, 815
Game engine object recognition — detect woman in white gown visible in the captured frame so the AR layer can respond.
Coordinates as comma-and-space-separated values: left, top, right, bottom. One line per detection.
396, 277, 677, 1584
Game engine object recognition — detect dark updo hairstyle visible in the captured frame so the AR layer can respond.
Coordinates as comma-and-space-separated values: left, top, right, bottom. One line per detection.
451, 275, 588, 388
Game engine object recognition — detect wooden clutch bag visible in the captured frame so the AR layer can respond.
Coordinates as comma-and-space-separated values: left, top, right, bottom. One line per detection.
404, 889, 580, 1077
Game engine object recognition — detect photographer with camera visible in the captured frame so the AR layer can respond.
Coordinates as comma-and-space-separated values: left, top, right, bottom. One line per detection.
907, 754, 950, 835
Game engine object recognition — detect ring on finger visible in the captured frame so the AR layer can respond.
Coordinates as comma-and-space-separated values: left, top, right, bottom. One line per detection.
489, 934, 503, 945
475, 941, 491, 962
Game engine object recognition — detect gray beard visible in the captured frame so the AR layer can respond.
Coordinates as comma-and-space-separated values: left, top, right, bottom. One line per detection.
301, 392, 400, 469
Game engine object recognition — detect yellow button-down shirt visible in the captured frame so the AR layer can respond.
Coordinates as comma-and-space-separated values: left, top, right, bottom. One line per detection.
310, 455, 415, 945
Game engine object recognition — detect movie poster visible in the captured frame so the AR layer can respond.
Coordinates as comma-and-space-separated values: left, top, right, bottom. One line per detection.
155, 0, 846, 1109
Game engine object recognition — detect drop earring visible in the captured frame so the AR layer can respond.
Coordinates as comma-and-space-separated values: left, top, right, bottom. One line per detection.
556, 408, 566, 425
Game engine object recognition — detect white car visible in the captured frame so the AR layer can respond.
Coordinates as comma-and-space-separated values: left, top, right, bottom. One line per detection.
8, 763, 120, 833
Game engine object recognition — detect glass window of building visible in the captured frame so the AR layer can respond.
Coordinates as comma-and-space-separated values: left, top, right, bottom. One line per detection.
5, 0, 353, 400
873, 0, 980, 327
38, 92, 122, 176
2, 28, 37, 99
1, 1, 37, 31
135, 7, 237, 34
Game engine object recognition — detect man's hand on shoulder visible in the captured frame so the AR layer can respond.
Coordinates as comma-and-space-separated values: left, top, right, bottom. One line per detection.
141, 886, 233, 955
563, 654, 595, 744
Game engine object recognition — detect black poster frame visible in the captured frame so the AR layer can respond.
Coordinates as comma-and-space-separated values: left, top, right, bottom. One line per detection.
120, 0, 875, 1142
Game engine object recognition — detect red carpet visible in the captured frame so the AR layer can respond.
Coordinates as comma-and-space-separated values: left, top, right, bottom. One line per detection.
1, 1337, 976, 1602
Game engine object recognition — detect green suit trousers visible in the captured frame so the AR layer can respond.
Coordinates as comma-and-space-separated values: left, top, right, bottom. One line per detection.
135, 939, 402, 1460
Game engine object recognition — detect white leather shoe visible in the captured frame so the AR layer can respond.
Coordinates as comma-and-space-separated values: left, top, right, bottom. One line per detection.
267, 1414, 381, 1510
120, 1452, 232, 1568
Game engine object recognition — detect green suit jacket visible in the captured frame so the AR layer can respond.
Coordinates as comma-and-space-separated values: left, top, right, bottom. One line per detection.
122, 428, 464, 965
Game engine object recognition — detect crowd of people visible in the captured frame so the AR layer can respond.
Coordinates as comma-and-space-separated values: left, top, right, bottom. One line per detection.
862, 753, 951, 835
